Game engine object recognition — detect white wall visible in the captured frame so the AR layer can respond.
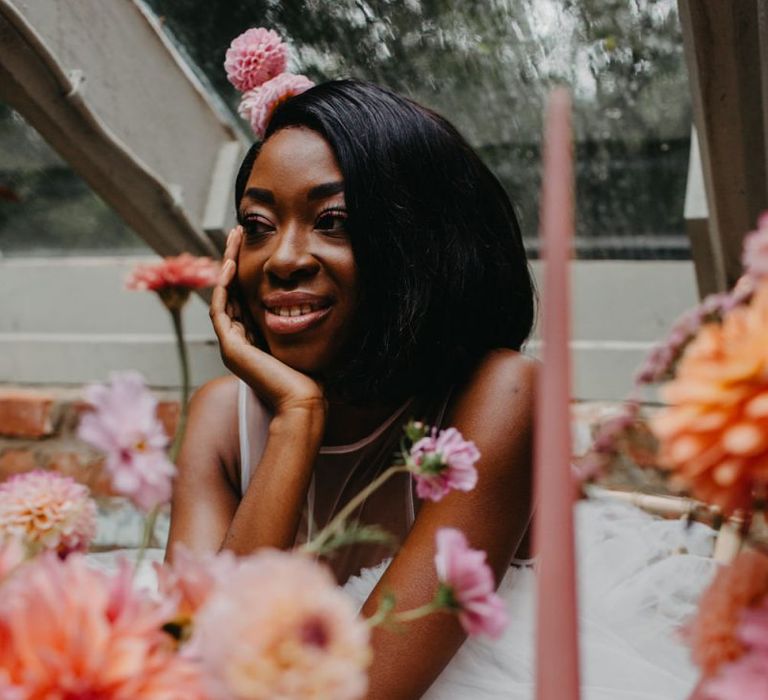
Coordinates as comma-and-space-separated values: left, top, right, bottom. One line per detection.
0, 258, 698, 399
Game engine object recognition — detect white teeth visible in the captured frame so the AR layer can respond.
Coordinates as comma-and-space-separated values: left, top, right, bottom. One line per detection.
272, 304, 321, 317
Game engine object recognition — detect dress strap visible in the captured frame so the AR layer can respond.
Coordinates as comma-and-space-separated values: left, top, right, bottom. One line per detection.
238, 379, 251, 495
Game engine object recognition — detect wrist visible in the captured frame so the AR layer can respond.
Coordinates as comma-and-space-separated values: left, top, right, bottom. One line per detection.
269, 400, 326, 445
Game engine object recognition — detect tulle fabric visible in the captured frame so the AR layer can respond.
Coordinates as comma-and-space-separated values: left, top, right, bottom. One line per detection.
343, 498, 717, 699
85, 498, 716, 698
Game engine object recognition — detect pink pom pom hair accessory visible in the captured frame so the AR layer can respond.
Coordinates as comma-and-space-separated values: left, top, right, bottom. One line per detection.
225, 27, 315, 138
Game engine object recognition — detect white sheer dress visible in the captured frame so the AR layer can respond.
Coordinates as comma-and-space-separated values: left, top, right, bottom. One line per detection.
237, 381, 719, 699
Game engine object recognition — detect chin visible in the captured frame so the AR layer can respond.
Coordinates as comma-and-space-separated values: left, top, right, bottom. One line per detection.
269, 345, 329, 376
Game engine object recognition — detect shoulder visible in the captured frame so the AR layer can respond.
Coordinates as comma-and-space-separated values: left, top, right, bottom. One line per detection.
183, 375, 242, 477
188, 374, 241, 420
449, 349, 536, 418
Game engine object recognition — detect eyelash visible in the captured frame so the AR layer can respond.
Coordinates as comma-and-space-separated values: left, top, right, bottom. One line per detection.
241, 207, 348, 239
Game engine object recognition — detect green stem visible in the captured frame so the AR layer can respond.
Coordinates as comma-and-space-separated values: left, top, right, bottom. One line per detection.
391, 599, 443, 623
169, 307, 190, 463
135, 505, 160, 573
367, 598, 443, 628
303, 465, 408, 554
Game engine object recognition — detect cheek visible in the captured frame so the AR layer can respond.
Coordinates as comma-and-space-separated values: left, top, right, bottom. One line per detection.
236, 253, 261, 291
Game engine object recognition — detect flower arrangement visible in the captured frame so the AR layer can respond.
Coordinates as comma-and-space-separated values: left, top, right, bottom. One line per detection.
0, 368, 503, 699
579, 213, 768, 699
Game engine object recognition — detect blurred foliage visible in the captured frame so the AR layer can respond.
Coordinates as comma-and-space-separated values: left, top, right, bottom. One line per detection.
0, 1, 691, 258
148, 0, 692, 258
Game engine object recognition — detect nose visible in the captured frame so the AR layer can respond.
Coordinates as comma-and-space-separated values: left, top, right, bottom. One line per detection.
263, 226, 320, 284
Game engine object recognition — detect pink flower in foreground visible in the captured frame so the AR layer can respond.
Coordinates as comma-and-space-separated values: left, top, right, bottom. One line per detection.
409, 427, 480, 502
156, 544, 238, 620
0, 553, 206, 699
127, 254, 219, 311
703, 649, 768, 700
238, 72, 315, 138
225, 27, 288, 92
434, 528, 508, 639
702, 602, 768, 699
77, 371, 175, 511
742, 212, 768, 280
191, 550, 370, 700
685, 551, 768, 677
0, 537, 24, 581
0, 470, 96, 556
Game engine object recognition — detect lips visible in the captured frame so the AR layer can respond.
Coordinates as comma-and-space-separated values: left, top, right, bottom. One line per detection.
261, 292, 333, 335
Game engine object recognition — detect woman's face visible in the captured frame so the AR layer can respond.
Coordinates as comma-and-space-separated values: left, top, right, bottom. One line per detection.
236, 127, 357, 375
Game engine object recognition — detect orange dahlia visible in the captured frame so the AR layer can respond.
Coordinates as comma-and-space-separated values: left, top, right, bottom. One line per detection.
0, 553, 206, 699
651, 281, 768, 514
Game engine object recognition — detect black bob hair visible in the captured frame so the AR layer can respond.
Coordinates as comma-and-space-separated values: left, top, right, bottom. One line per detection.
235, 79, 535, 403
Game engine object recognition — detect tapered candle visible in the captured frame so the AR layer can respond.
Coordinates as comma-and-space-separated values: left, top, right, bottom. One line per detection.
533, 88, 580, 700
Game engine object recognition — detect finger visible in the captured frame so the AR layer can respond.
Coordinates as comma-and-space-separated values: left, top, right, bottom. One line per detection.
210, 259, 235, 329
223, 226, 242, 266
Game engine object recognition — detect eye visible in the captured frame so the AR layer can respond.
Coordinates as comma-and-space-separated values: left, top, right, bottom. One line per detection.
315, 207, 348, 234
241, 215, 275, 240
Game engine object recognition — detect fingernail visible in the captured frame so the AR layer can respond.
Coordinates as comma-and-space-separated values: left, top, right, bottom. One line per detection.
226, 229, 234, 245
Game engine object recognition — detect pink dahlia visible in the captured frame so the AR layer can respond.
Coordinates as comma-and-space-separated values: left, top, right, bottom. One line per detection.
77, 371, 176, 512
0, 470, 96, 556
434, 528, 508, 639
0, 536, 25, 581
127, 254, 220, 311
238, 72, 315, 138
225, 27, 288, 92
409, 427, 480, 502
191, 550, 371, 700
0, 553, 206, 699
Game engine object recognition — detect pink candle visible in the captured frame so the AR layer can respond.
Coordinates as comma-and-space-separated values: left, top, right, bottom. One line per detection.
533, 88, 580, 700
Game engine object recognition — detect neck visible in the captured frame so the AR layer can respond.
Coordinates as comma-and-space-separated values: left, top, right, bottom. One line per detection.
322, 396, 406, 446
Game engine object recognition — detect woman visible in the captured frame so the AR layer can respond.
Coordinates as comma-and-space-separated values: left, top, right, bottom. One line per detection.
167, 79, 537, 698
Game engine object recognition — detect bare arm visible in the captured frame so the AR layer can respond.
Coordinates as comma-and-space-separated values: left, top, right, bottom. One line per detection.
362, 350, 535, 699
167, 227, 326, 559
166, 377, 241, 559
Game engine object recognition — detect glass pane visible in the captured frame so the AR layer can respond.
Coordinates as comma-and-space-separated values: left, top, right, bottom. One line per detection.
0, 104, 148, 257
147, 0, 691, 260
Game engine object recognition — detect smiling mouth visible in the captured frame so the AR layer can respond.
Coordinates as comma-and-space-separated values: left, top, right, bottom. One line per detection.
263, 302, 332, 335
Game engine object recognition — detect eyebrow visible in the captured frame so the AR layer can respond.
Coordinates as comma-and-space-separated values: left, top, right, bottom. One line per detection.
307, 181, 344, 200
241, 181, 345, 207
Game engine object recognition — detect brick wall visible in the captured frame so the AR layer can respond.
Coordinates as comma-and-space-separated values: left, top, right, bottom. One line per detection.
0, 384, 179, 548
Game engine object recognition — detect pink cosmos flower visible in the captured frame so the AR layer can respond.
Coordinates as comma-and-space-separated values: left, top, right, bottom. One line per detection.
238, 72, 315, 138
190, 550, 371, 700
225, 27, 288, 92
0, 537, 25, 580
0, 553, 206, 699
155, 544, 238, 619
409, 427, 480, 502
0, 470, 96, 556
77, 371, 176, 512
434, 528, 508, 639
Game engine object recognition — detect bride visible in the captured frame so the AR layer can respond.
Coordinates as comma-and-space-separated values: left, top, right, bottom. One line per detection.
165, 78, 716, 698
